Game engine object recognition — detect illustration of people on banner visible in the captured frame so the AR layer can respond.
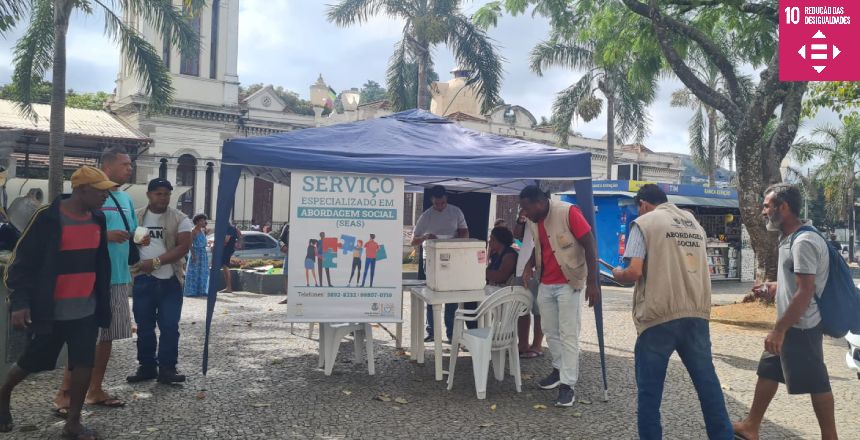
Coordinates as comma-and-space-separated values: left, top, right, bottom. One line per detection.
287, 172, 403, 323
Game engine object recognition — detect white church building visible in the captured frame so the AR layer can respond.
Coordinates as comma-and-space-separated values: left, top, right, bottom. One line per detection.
1, 0, 684, 229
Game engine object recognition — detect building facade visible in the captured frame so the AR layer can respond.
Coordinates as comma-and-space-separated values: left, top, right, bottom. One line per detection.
110, 0, 315, 226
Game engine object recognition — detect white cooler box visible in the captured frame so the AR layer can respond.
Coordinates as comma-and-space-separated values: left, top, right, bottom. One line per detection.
425, 239, 487, 291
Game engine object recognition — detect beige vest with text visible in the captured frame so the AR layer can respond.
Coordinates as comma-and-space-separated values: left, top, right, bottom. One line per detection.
527, 200, 588, 290
631, 203, 711, 334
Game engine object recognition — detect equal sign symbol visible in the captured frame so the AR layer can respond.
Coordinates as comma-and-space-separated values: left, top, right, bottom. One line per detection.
797, 30, 841, 73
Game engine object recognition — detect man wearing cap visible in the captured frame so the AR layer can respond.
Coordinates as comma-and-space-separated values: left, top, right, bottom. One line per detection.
411, 185, 469, 342
53, 147, 144, 414
126, 178, 192, 384
1, 166, 115, 439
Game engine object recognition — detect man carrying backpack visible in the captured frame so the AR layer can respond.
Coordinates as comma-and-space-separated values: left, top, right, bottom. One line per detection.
733, 184, 837, 440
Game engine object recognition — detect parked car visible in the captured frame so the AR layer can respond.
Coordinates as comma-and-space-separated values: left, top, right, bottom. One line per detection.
207, 230, 286, 262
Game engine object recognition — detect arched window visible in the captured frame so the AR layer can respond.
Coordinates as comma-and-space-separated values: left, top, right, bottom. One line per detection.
176, 154, 197, 217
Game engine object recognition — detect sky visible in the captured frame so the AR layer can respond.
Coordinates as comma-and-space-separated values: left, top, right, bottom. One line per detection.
0, 2, 840, 160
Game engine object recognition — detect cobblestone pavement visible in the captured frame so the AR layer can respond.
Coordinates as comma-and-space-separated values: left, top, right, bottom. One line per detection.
4, 284, 859, 439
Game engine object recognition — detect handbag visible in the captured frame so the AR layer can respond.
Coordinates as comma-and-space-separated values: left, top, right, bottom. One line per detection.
107, 192, 140, 265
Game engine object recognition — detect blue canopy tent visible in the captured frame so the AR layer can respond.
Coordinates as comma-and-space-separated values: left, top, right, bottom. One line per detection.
204, 110, 608, 400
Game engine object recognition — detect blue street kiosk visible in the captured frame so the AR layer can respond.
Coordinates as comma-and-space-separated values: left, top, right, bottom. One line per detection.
562, 180, 742, 281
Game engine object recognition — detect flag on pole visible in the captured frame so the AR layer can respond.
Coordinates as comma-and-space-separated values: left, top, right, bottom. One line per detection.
324, 87, 337, 109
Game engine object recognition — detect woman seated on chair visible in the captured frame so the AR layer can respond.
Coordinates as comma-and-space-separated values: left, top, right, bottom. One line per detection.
457, 226, 518, 329
486, 226, 517, 286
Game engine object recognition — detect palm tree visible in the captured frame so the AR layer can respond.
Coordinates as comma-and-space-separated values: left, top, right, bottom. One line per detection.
327, 0, 503, 112
670, 49, 750, 185
7, 0, 203, 200
530, 30, 656, 179
793, 116, 860, 261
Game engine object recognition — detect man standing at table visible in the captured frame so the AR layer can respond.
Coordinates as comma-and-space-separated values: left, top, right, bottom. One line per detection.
520, 185, 599, 407
612, 184, 732, 439
411, 185, 469, 342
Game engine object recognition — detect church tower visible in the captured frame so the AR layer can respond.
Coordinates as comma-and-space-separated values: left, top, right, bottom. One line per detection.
113, 0, 240, 109
110, 0, 242, 219
110, 0, 311, 226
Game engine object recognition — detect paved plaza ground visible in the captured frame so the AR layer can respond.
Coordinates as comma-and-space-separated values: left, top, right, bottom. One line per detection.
4, 282, 860, 439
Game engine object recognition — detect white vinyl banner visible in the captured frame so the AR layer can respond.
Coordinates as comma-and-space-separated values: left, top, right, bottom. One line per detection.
287, 171, 404, 322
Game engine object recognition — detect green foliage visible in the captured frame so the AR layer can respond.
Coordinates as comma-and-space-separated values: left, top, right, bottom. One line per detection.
791, 115, 860, 224
65, 90, 112, 110
0, 78, 52, 104
803, 82, 860, 119
387, 60, 439, 111
360, 80, 387, 103
1, 80, 111, 110
329, 0, 503, 112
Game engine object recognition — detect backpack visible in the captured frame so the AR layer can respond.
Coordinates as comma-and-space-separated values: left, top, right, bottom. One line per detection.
790, 225, 860, 338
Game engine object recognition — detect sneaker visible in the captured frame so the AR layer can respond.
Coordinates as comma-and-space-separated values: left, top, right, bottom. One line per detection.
157, 368, 186, 384
538, 368, 561, 390
423, 335, 434, 343
555, 384, 575, 407
126, 366, 158, 383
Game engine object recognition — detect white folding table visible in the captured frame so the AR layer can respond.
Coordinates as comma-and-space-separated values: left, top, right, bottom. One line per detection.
409, 286, 499, 381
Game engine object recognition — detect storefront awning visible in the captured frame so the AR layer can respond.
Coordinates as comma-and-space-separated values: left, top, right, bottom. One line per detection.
588, 191, 740, 209
668, 195, 739, 208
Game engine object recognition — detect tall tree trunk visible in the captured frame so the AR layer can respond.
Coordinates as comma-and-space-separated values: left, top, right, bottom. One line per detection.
707, 108, 717, 186
416, 44, 430, 110
605, 90, 615, 180
49, 0, 73, 201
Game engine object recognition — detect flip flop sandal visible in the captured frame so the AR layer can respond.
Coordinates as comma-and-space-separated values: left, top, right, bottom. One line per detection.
88, 397, 125, 408
0, 411, 12, 433
519, 350, 541, 359
61, 426, 99, 440
733, 434, 751, 440
53, 407, 69, 419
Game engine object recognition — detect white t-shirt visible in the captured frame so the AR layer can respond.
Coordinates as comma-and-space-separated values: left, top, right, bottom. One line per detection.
413, 204, 468, 238
140, 211, 193, 280
516, 227, 535, 277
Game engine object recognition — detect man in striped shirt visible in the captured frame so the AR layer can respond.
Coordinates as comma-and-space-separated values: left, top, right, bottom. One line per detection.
1, 166, 115, 439
53, 147, 141, 414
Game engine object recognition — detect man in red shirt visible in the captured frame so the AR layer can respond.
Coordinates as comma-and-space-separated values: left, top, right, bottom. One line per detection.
520, 185, 599, 407
361, 234, 380, 287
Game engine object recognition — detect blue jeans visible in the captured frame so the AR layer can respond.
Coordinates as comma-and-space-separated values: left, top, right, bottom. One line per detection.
361, 258, 376, 286
635, 318, 733, 440
133, 275, 183, 369
426, 303, 478, 341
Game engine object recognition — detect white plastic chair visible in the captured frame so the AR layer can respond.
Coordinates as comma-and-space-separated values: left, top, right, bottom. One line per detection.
447, 286, 533, 399
317, 323, 375, 376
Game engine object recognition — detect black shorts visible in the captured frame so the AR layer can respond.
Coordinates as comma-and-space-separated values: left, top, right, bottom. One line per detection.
757, 325, 831, 395
222, 251, 234, 267
17, 315, 98, 373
